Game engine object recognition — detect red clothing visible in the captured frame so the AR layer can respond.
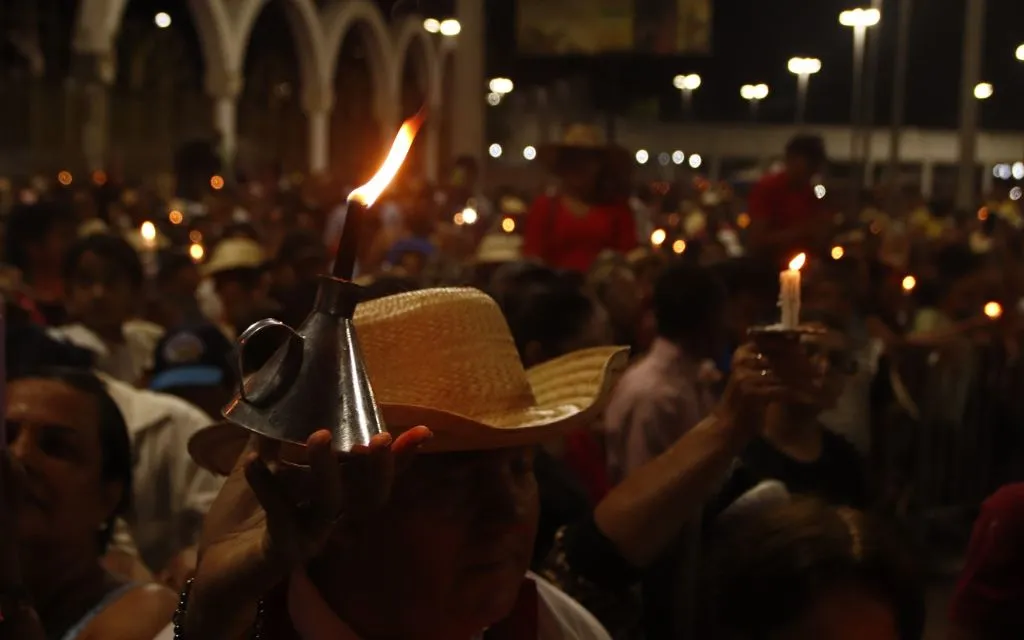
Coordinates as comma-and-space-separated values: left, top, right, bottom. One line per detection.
523, 195, 637, 272
748, 171, 820, 232
562, 428, 611, 504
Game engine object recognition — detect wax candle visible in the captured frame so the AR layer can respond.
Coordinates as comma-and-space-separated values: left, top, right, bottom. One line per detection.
779, 253, 806, 329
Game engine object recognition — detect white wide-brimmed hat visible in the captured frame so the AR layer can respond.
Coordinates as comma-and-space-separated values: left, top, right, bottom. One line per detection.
189, 287, 628, 475
202, 237, 266, 277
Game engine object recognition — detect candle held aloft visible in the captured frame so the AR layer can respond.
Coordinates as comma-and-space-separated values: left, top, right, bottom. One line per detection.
779, 253, 806, 329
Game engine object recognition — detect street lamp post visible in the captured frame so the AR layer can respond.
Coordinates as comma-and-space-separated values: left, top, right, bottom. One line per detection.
672, 74, 701, 119
839, 8, 881, 172
787, 58, 821, 125
740, 84, 770, 120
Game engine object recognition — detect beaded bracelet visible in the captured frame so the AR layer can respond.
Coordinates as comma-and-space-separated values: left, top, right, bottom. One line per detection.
173, 578, 267, 639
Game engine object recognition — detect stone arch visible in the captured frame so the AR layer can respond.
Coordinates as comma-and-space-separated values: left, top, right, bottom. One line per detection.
73, 0, 232, 78
232, 0, 329, 110
322, 0, 394, 127
390, 18, 440, 111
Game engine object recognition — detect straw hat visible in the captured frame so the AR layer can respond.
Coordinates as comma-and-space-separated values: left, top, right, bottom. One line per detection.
202, 237, 266, 277
189, 288, 628, 475
538, 124, 627, 171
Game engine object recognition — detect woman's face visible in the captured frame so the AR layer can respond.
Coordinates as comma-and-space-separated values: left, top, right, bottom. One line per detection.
773, 586, 900, 640
317, 447, 539, 636
67, 251, 136, 337
6, 379, 121, 553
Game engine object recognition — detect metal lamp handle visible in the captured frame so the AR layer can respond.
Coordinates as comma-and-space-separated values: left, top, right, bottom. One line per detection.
235, 318, 303, 404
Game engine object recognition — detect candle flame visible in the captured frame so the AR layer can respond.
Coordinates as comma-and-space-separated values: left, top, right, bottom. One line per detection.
788, 253, 806, 271
902, 275, 916, 292
349, 110, 426, 207
985, 301, 1003, 319
140, 221, 156, 241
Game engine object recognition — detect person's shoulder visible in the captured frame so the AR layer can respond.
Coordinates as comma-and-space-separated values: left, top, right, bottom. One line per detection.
101, 374, 214, 436
822, 429, 865, 462
532, 572, 612, 640
86, 583, 177, 640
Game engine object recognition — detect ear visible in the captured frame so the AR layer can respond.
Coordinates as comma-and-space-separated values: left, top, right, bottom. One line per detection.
100, 480, 124, 527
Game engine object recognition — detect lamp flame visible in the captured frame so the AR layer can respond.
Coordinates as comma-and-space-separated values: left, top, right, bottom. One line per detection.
902, 275, 917, 292
349, 109, 426, 207
788, 253, 806, 271
985, 301, 1003, 319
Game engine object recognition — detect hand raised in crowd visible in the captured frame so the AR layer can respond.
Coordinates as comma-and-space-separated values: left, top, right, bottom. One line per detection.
184, 426, 432, 638
717, 335, 823, 430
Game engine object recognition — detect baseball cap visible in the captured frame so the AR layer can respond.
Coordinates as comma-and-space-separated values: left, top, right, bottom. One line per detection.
150, 324, 234, 391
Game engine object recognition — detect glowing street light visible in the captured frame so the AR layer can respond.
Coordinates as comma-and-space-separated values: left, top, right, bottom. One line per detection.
489, 77, 514, 95
740, 83, 770, 119
423, 18, 441, 33
840, 8, 881, 167
839, 8, 881, 27
439, 19, 461, 36
787, 57, 821, 124
672, 74, 702, 118
154, 12, 172, 28
974, 82, 994, 100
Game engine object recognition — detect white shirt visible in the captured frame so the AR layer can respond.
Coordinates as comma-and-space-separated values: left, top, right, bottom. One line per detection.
48, 320, 164, 387
152, 572, 610, 640
101, 375, 224, 571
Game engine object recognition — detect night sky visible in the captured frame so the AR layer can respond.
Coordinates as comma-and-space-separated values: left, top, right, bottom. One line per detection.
479, 0, 1024, 130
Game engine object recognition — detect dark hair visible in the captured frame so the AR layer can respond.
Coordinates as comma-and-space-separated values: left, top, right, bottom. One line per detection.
702, 499, 924, 640
713, 257, 778, 300
498, 269, 597, 364
62, 234, 145, 290
652, 260, 726, 343
785, 134, 827, 166
362, 275, 421, 302
157, 250, 198, 285
212, 267, 264, 290
5, 201, 75, 273
10, 369, 132, 552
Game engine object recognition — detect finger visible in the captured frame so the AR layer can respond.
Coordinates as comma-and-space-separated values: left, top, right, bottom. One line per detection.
244, 452, 294, 520
256, 436, 283, 471
306, 430, 344, 524
393, 426, 432, 454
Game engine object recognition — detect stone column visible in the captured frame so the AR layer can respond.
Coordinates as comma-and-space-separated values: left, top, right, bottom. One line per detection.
451, 0, 484, 165
921, 161, 934, 198
73, 52, 116, 172
207, 70, 243, 177
303, 91, 333, 175
422, 101, 441, 182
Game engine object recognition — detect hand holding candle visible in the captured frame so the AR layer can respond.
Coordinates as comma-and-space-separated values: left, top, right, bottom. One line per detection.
779, 253, 806, 329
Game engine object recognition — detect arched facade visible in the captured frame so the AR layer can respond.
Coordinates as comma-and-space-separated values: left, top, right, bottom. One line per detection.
71, 0, 462, 177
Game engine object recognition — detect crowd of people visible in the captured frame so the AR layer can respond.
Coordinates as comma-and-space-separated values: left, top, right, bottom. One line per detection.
0, 127, 1022, 639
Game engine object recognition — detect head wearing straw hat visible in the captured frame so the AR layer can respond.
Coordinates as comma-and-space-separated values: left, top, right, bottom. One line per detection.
538, 124, 628, 174
202, 237, 266, 277
190, 287, 628, 475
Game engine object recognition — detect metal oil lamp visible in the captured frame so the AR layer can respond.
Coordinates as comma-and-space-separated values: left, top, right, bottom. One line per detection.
222, 111, 425, 453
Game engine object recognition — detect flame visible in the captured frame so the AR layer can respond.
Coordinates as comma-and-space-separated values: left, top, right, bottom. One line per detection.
831, 246, 844, 260
902, 275, 916, 292
985, 301, 1003, 319
140, 221, 156, 241
349, 110, 426, 206
788, 253, 806, 271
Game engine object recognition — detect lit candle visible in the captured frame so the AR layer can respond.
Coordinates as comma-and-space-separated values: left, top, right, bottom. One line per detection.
984, 301, 1003, 319
779, 253, 806, 329
902, 275, 916, 294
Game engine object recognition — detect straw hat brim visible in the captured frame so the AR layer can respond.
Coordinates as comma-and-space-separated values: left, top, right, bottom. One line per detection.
189, 345, 629, 476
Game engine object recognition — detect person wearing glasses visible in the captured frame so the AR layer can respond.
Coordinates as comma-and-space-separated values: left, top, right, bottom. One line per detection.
709, 314, 868, 520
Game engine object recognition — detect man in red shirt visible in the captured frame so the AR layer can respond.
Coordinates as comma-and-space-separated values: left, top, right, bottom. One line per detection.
748, 135, 828, 267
